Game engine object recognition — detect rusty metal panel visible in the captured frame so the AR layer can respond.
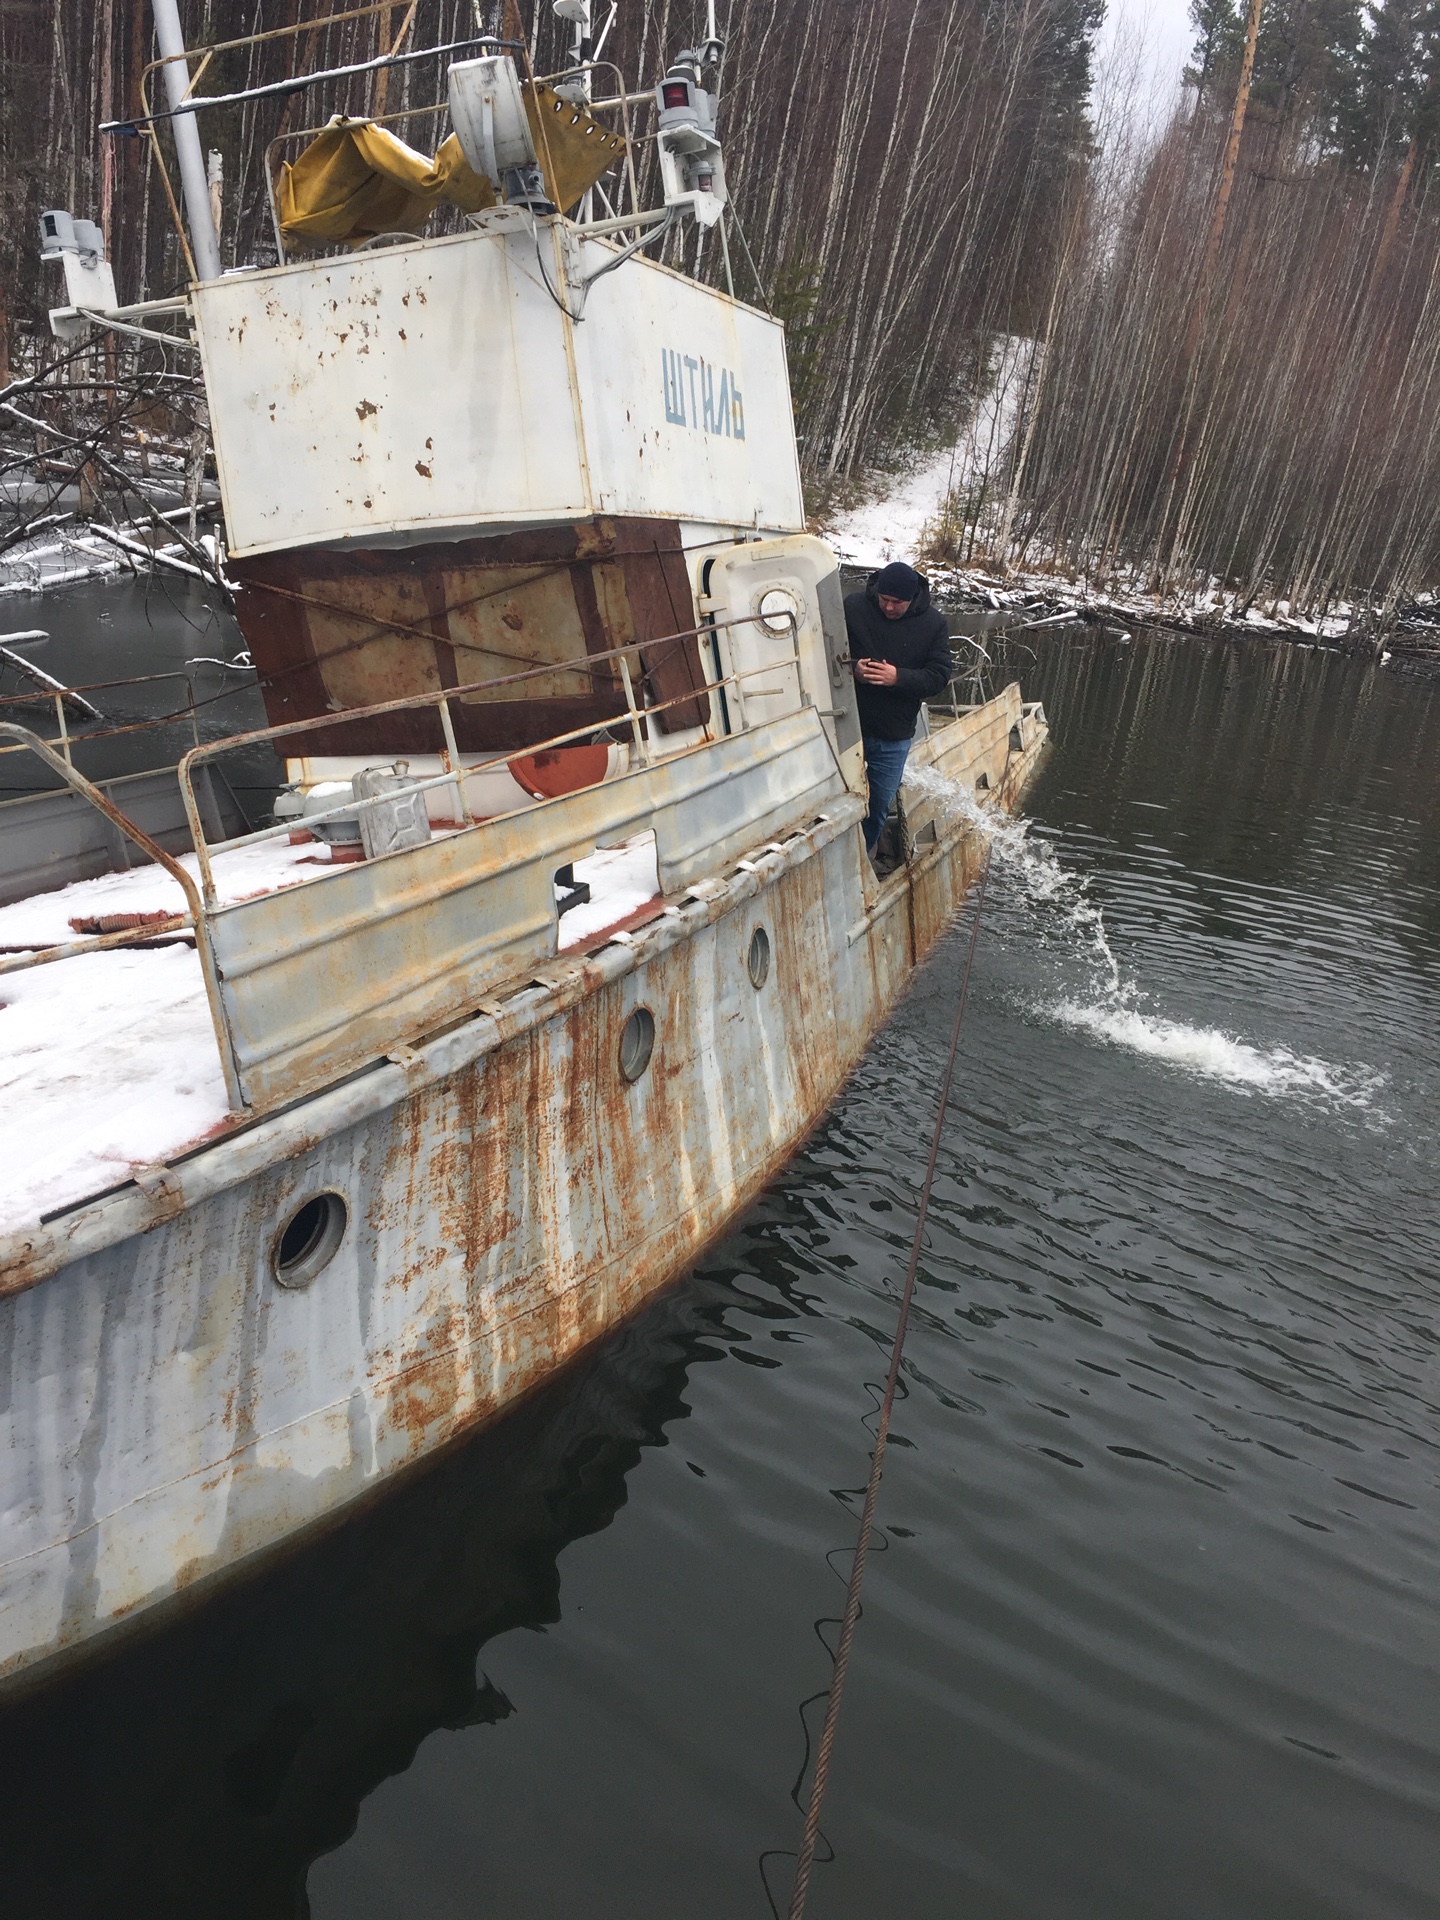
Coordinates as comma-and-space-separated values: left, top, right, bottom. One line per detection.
205, 708, 845, 1114
193, 225, 804, 560
228, 518, 711, 758
0, 818, 871, 1690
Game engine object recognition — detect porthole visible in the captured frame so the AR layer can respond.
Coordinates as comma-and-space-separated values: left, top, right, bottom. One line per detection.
757, 586, 801, 634
271, 1191, 348, 1289
747, 924, 771, 989
619, 1005, 655, 1083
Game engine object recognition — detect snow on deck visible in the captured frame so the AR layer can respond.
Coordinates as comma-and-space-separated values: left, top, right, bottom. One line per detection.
0, 831, 660, 1237
1, 946, 232, 1234
557, 836, 660, 949
0, 837, 332, 1236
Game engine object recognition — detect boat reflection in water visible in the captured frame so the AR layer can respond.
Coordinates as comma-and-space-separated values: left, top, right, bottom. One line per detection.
0, 1281, 713, 1917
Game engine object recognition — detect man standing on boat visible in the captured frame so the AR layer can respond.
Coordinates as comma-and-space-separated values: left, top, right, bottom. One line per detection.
844, 560, 955, 856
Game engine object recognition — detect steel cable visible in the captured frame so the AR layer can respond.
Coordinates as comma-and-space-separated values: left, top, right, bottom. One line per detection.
780, 847, 994, 1920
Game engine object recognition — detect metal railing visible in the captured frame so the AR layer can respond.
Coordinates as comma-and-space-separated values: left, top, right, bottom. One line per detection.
101, 11, 518, 284
0, 604, 817, 993
108, 2, 649, 280
260, 56, 646, 267
0, 671, 201, 768
0, 607, 807, 981
176, 610, 807, 907
0, 723, 208, 981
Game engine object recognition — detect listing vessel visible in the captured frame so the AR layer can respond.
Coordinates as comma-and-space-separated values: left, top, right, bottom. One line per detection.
0, 3, 1049, 1692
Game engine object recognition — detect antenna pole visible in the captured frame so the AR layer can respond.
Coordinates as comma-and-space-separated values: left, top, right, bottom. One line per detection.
151, 0, 223, 282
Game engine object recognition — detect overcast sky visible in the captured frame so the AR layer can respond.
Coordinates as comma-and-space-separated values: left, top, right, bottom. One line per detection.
1096, 0, 1194, 129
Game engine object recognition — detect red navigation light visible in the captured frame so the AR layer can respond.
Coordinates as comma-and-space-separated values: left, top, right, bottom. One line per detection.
661, 81, 690, 108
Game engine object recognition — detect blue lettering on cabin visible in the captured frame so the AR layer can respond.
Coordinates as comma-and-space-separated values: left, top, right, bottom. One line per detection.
663, 348, 686, 423
661, 348, 745, 439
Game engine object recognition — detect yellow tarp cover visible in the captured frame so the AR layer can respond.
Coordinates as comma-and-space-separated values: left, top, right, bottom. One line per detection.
278, 86, 626, 248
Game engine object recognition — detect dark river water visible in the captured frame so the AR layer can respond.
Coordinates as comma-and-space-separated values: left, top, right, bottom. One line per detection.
2, 612, 1438, 1919
0, 574, 274, 799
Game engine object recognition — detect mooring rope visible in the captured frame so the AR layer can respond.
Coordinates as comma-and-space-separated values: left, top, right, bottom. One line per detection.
782, 849, 994, 1920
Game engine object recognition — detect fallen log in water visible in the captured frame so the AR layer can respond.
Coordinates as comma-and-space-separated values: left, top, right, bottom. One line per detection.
0, 637, 102, 720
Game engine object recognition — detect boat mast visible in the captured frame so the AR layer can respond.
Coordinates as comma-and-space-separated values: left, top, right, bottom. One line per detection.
553, 0, 593, 97
151, 0, 223, 282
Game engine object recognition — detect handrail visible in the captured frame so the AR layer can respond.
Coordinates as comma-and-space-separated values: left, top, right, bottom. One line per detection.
0, 608, 838, 1121
147, 2, 413, 70
0, 722, 208, 956
0, 915, 193, 981
0, 603, 813, 1009
119, 25, 517, 280
0, 671, 200, 765
124, 33, 517, 135
131, 31, 643, 278
176, 609, 807, 906
263, 102, 451, 264
0, 723, 236, 1101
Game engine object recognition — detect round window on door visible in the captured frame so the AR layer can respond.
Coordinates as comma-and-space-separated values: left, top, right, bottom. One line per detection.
757, 587, 801, 635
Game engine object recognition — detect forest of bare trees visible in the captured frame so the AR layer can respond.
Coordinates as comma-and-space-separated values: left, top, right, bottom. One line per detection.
5, 0, 1440, 616
0, 1, 1096, 478
1004, 0, 1440, 615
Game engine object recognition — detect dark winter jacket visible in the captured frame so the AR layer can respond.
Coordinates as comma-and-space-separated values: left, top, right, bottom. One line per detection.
843, 572, 955, 740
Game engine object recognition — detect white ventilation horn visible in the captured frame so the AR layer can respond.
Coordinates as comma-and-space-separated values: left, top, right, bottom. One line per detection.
447, 55, 537, 190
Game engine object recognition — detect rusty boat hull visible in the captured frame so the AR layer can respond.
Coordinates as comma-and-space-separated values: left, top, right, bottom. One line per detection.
0, 690, 1047, 1695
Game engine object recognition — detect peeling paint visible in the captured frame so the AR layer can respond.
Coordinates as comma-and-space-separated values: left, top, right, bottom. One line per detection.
0, 698, 1047, 1692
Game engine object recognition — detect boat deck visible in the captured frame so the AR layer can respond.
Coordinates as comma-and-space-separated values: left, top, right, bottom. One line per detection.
0, 833, 659, 1236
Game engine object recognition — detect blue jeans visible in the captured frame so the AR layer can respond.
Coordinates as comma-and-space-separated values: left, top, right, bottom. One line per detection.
861, 733, 912, 852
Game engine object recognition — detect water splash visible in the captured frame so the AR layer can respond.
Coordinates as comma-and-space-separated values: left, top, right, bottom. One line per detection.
1046, 1001, 1384, 1104
902, 763, 1121, 993
901, 761, 1383, 1108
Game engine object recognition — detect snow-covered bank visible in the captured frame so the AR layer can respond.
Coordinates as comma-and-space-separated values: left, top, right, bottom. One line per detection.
814, 371, 1439, 670
916, 559, 1440, 671
818, 335, 1039, 572
817, 446, 967, 572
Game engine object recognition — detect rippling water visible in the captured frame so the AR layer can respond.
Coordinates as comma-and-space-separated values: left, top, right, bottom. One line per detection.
2, 629, 1437, 1919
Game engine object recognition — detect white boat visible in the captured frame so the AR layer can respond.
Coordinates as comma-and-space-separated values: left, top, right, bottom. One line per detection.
0, 2, 1049, 1693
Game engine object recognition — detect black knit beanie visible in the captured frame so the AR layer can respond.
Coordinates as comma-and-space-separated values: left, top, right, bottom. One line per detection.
873, 561, 921, 601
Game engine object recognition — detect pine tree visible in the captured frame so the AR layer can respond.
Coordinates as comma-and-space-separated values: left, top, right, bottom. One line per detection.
1249, 0, 1364, 134
1187, 0, 1245, 107
1344, 0, 1440, 166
